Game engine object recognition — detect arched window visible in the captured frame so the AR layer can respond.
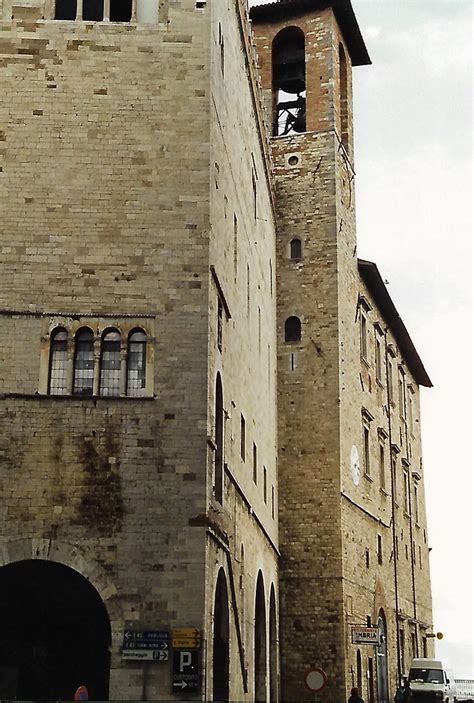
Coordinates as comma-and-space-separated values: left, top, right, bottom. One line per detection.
290, 237, 302, 259
272, 27, 306, 136
82, 0, 104, 20
126, 329, 147, 396
54, 0, 76, 19
99, 329, 121, 397
214, 373, 224, 504
110, 0, 132, 22
284, 316, 301, 342
339, 43, 349, 150
48, 328, 69, 395
73, 328, 94, 396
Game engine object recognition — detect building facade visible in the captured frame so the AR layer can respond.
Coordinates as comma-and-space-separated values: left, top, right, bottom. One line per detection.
0, 0, 433, 701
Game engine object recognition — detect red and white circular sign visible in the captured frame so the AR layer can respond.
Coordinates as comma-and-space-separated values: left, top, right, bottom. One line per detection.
304, 667, 327, 692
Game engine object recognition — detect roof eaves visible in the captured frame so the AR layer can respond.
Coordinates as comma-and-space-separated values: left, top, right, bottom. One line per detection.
357, 259, 433, 388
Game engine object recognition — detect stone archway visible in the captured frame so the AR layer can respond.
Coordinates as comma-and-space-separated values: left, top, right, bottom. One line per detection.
0, 559, 111, 700
376, 609, 389, 703
254, 571, 267, 703
212, 568, 229, 702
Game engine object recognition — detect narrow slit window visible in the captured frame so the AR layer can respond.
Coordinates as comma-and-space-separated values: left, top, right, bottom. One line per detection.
99, 329, 121, 397
73, 328, 95, 396
48, 328, 69, 395
253, 442, 257, 484
127, 329, 147, 397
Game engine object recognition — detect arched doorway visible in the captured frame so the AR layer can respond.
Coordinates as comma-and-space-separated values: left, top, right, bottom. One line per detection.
269, 584, 278, 703
254, 572, 267, 703
0, 559, 111, 700
212, 568, 229, 702
376, 610, 389, 703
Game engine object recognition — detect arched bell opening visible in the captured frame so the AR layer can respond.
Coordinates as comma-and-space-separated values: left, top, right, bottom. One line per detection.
212, 568, 230, 702
0, 559, 111, 701
272, 27, 306, 136
254, 571, 267, 703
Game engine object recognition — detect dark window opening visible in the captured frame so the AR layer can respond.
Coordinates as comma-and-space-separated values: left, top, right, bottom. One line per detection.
73, 328, 94, 396
110, 0, 132, 22
54, 0, 76, 19
83, 0, 104, 21
272, 27, 306, 136
240, 414, 246, 461
290, 237, 302, 259
48, 328, 69, 395
126, 329, 147, 396
253, 442, 257, 484
284, 316, 301, 343
365, 548, 370, 569
99, 329, 121, 397
377, 534, 383, 565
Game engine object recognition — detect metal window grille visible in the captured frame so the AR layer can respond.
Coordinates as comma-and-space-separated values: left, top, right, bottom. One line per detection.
49, 329, 69, 395
73, 329, 94, 396
99, 330, 121, 397
127, 330, 147, 397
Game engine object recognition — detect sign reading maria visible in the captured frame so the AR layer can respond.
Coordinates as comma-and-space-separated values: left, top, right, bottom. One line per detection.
351, 626, 381, 645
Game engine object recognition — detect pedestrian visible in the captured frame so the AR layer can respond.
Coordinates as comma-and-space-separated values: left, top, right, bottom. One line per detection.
394, 678, 411, 702
348, 686, 365, 703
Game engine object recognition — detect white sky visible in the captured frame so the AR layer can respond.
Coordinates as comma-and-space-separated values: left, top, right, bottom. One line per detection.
251, 0, 474, 678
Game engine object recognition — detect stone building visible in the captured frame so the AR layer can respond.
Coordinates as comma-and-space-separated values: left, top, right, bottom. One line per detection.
0, 0, 433, 702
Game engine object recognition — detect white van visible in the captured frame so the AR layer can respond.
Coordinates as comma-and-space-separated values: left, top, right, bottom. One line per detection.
408, 658, 457, 703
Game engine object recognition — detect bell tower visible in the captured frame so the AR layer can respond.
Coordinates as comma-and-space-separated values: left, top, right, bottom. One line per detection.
251, 1, 371, 700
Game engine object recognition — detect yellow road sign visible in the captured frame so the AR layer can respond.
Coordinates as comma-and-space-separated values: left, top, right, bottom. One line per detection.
172, 628, 200, 638
172, 638, 200, 649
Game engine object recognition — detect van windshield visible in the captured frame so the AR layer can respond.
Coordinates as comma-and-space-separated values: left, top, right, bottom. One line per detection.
409, 669, 444, 684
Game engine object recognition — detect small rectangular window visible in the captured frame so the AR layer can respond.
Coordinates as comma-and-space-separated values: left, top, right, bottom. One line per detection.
399, 369, 405, 419
271, 485, 275, 519
375, 336, 383, 383
377, 534, 383, 564
387, 359, 394, 404
263, 466, 267, 503
379, 443, 386, 491
240, 414, 246, 461
252, 167, 257, 220
363, 426, 370, 477
414, 482, 419, 524
403, 469, 410, 514
360, 314, 368, 360
217, 296, 223, 352
365, 548, 370, 569
252, 442, 257, 484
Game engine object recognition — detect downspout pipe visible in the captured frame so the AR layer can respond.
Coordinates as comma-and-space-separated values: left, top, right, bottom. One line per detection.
384, 331, 402, 685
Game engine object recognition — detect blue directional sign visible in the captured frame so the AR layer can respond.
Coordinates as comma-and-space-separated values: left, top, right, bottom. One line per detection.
122, 629, 169, 661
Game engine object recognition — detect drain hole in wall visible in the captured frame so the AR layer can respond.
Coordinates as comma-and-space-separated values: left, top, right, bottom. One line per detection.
288, 155, 299, 166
